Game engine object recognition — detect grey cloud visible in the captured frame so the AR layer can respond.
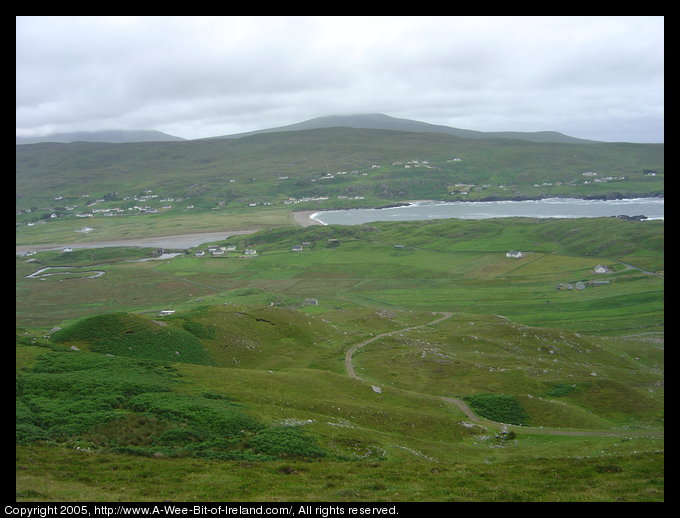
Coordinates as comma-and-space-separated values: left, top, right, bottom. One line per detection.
16, 16, 663, 142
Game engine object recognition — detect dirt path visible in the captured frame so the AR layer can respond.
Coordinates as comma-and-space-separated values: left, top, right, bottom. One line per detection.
344, 312, 453, 379
343, 312, 662, 438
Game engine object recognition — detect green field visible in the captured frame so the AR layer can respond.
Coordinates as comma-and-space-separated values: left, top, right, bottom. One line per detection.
16, 118, 664, 503
16, 215, 663, 502
16, 128, 663, 245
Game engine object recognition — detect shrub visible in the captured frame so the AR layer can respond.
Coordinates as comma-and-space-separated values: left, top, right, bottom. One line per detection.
51, 313, 213, 365
127, 392, 263, 437
249, 426, 328, 458
463, 394, 529, 425
183, 321, 216, 339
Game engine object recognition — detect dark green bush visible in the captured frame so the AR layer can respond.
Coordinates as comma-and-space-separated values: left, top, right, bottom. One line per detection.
249, 426, 328, 458
463, 394, 529, 425
127, 392, 263, 437
51, 313, 213, 365
183, 321, 216, 339
16, 349, 329, 462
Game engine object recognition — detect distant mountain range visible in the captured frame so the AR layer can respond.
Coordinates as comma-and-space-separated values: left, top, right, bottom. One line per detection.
211, 113, 597, 144
16, 113, 597, 145
15, 129, 186, 145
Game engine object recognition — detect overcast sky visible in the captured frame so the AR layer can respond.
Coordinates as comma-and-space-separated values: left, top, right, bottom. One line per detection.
16, 16, 664, 143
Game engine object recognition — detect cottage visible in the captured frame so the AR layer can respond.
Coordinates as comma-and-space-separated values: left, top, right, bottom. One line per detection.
506, 251, 523, 258
159, 310, 176, 316
593, 265, 610, 274
244, 249, 257, 255
291, 245, 303, 252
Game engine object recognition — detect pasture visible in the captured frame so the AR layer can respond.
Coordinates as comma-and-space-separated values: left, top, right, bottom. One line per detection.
15, 216, 664, 501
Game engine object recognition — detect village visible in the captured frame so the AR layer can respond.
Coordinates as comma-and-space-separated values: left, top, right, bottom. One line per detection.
17, 154, 639, 229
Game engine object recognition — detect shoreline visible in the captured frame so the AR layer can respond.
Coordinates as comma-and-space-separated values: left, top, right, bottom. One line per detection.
17, 197, 664, 254
16, 229, 259, 255
292, 210, 325, 227
299, 197, 664, 226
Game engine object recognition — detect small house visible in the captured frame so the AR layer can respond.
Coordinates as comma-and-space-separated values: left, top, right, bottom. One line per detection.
593, 265, 610, 274
159, 310, 176, 316
244, 249, 257, 255
506, 251, 523, 258
291, 245, 303, 252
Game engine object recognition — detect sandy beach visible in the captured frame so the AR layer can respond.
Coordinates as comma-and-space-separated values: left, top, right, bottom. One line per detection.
292, 210, 324, 227
15, 229, 260, 255
17, 211, 324, 255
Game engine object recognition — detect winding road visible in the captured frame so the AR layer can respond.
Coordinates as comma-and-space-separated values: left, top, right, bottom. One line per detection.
343, 312, 662, 438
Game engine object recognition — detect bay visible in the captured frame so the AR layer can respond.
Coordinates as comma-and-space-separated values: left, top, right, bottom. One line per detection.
310, 198, 664, 226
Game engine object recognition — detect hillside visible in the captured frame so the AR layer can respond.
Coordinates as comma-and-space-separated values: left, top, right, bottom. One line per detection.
16, 215, 663, 501
212, 113, 597, 144
16, 127, 663, 220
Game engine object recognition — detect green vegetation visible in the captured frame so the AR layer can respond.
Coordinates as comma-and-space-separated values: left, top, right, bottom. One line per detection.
15, 128, 663, 501
463, 394, 529, 425
51, 313, 213, 365
16, 128, 663, 244
16, 349, 333, 463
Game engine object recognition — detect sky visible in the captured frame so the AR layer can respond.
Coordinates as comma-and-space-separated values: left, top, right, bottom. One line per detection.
16, 16, 664, 143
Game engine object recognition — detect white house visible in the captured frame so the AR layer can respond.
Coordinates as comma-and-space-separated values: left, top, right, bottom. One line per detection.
506, 251, 523, 258
159, 310, 176, 316
594, 265, 609, 274
244, 249, 257, 255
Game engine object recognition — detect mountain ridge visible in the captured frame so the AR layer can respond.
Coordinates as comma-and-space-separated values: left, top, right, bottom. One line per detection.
18, 113, 602, 145
209, 113, 598, 144
16, 129, 186, 145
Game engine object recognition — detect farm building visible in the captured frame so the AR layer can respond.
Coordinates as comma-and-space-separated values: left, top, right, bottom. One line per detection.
506, 251, 523, 258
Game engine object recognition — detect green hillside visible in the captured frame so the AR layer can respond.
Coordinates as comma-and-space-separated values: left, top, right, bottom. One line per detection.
214, 113, 597, 143
16, 154, 663, 504
16, 127, 663, 218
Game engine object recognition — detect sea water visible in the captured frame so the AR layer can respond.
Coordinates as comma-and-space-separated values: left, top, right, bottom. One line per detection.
311, 198, 664, 226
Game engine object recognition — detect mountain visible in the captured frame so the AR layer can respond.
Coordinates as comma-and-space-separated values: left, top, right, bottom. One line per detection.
16, 129, 186, 145
16, 125, 663, 213
212, 113, 596, 144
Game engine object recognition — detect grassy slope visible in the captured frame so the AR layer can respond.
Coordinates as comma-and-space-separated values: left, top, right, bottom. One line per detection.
16, 129, 665, 203
16, 128, 663, 246
16, 217, 663, 501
